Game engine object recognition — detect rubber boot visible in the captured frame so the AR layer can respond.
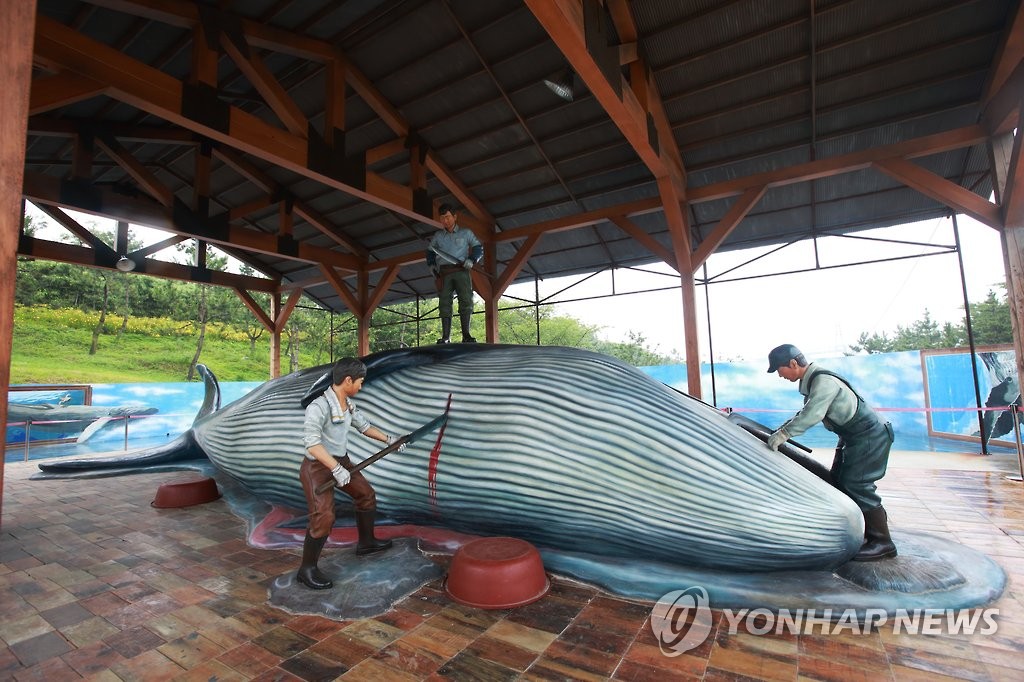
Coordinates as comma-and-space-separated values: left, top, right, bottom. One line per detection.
437, 316, 451, 344
355, 509, 393, 556
852, 506, 897, 561
460, 310, 476, 343
296, 531, 333, 589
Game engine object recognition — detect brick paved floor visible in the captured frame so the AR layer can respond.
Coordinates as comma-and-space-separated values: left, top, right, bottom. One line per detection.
1, 451, 1023, 681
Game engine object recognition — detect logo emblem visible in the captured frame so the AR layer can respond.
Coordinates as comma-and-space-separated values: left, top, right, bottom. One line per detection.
650, 587, 714, 656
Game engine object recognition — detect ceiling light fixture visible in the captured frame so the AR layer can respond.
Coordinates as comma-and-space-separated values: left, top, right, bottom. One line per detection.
115, 255, 136, 272
543, 68, 575, 102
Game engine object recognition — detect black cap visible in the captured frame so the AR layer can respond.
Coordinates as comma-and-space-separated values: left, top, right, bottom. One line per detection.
767, 344, 803, 373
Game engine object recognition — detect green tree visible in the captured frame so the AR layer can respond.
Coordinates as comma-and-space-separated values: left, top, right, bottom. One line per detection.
22, 212, 45, 236
968, 289, 1013, 345
176, 242, 230, 380
850, 289, 1012, 353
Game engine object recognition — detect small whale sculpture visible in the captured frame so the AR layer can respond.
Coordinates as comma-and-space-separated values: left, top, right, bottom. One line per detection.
36, 344, 864, 572
8, 401, 159, 443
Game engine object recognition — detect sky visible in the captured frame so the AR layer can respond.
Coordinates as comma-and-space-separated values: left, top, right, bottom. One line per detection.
24, 202, 1007, 364
504, 214, 1008, 363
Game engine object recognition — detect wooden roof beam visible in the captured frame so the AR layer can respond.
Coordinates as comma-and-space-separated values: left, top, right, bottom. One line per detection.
319, 263, 360, 315
23, 170, 360, 271
997, 107, 1024, 230
19, 234, 277, 292
234, 287, 274, 331
218, 28, 308, 137
273, 288, 303, 334
33, 204, 116, 256
981, 0, 1024, 132
27, 117, 198, 144
130, 233, 188, 259
211, 146, 368, 257
527, 0, 691, 278
688, 125, 990, 203
29, 72, 107, 114
80, 0, 491, 228
94, 132, 174, 207
982, 58, 1024, 135
873, 157, 1002, 229
34, 15, 429, 225
342, 53, 493, 226
526, 0, 686, 190
496, 197, 663, 242
608, 215, 677, 270
691, 185, 767, 270
492, 234, 542, 297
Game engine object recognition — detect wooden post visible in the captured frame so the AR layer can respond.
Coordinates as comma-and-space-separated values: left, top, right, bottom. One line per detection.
0, 0, 37, 528
992, 131, 1024, 409
269, 294, 281, 377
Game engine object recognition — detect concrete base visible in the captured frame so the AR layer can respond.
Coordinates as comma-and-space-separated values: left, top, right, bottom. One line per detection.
268, 538, 444, 620
541, 530, 1005, 613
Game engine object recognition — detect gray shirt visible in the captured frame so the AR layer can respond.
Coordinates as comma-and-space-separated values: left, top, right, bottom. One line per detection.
302, 389, 370, 460
780, 363, 859, 437
427, 225, 482, 267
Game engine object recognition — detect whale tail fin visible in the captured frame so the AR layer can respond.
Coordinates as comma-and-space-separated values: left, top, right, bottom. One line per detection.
195, 364, 221, 424
34, 429, 209, 478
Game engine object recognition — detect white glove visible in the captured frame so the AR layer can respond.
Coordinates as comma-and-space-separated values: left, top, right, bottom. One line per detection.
462, 258, 474, 269
767, 429, 789, 451
330, 463, 350, 487
385, 434, 407, 452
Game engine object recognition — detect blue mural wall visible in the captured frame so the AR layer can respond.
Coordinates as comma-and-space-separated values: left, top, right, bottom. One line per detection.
642, 349, 1013, 452
6, 349, 1015, 462
5, 381, 260, 460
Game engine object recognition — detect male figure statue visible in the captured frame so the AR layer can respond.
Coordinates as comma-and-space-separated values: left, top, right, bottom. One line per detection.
426, 203, 482, 343
766, 343, 897, 561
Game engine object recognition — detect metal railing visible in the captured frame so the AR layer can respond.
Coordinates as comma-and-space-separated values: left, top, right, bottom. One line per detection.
4, 413, 186, 462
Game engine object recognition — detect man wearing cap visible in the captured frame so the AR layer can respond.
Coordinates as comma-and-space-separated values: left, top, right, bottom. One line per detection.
765, 343, 897, 561
426, 203, 482, 343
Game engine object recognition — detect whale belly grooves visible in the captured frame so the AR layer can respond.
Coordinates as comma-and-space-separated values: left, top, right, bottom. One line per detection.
190, 345, 863, 571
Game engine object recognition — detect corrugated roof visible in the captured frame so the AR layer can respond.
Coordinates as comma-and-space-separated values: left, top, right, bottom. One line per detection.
23, 0, 1016, 316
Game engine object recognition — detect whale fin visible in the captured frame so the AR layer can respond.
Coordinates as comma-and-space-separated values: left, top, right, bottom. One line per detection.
34, 430, 208, 478
299, 371, 332, 409
76, 416, 113, 443
195, 364, 220, 423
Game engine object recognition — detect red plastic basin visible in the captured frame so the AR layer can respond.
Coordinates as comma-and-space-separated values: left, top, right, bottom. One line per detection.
445, 536, 550, 609
151, 477, 221, 508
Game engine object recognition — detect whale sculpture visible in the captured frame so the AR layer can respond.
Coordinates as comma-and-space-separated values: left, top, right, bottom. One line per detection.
8, 401, 159, 443
36, 344, 864, 572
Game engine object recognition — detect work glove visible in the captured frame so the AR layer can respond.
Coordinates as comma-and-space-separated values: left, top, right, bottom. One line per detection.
462, 258, 474, 269
385, 434, 407, 452
429, 265, 440, 278
330, 463, 350, 488
767, 428, 789, 451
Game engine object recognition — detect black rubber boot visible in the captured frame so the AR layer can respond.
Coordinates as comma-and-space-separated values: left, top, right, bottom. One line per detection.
852, 506, 897, 561
296, 531, 333, 589
355, 509, 393, 556
437, 316, 451, 344
460, 311, 476, 343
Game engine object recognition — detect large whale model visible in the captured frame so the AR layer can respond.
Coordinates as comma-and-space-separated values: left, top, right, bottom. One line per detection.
36, 344, 864, 572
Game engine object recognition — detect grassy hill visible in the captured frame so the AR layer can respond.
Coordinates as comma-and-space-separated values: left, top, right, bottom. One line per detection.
10, 305, 327, 385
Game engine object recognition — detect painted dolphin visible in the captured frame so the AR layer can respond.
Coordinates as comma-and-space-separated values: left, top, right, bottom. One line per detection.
35, 344, 864, 572
8, 402, 159, 443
